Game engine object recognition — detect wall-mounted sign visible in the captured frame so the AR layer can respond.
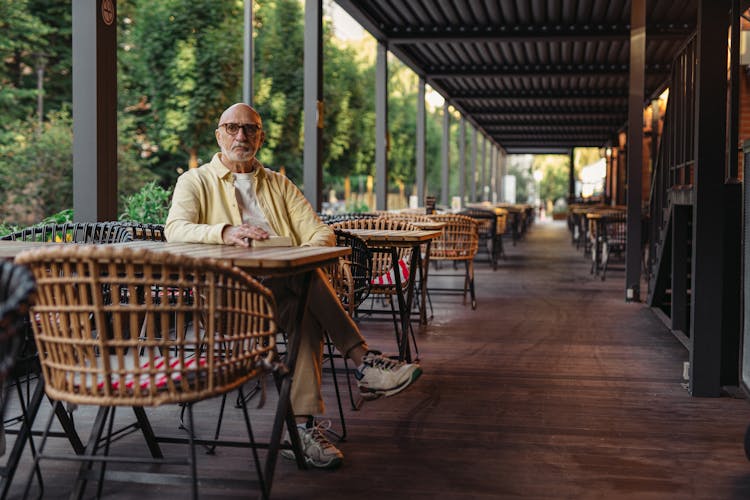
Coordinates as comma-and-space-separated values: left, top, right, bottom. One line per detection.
101, 0, 115, 26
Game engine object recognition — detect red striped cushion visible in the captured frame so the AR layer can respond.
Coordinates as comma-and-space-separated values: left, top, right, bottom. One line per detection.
371, 258, 410, 286
95, 355, 207, 393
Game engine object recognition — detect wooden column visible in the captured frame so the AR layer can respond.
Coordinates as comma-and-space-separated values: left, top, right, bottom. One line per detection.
72, 0, 117, 222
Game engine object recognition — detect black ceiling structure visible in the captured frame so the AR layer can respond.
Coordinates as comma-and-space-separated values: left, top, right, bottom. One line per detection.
334, 0, 698, 154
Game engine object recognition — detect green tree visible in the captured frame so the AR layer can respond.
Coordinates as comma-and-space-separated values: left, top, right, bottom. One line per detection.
0, 110, 73, 225
127, 0, 243, 173
533, 155, 571, 207
254, 0, 305, 181
0, 0, 52, 124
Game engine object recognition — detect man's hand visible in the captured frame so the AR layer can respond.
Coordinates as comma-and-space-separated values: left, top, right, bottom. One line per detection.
222, 224, 269, 247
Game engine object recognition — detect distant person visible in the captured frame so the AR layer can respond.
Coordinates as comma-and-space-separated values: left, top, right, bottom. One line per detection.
165, 102, 422, 469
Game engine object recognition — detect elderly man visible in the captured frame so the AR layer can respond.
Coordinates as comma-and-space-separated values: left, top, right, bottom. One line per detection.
165, 103, 422, 469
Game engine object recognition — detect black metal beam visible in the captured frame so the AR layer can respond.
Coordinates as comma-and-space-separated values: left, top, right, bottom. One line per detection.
504, 146, 573, 154
474, 111, 627, 127
474, 112, 625, 122
500, 136, 605, 148
689, 0, 730, 396
452, 88, 629, 99
464, 105, 627, 115
485, 125, 618, 133
386, 23, 694, 44
427, 63, 669, 79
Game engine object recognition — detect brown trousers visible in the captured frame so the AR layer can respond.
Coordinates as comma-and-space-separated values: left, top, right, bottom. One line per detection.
266, 269, 366, 416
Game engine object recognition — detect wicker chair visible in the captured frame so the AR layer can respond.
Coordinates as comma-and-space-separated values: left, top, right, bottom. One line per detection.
1, 222, 132, 244
1, 222, 133, 497
599, 211, 627, 281
113, 221, 166, 242
0, 261, 35, 461
426, 214, 479, 309
331, 217, 420, 358
318, 230, 374, 433
459, 208, 499, 270
15, 245, 284, 499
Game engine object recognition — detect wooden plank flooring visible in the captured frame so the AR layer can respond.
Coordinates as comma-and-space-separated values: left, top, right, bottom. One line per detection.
4, 219, 750, 499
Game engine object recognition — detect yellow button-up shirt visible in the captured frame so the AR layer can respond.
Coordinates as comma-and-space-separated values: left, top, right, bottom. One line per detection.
165, 153, 334, 247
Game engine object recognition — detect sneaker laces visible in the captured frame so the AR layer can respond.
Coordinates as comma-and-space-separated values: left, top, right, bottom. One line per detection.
362, 351, 400, 371
302, 420, 337, 451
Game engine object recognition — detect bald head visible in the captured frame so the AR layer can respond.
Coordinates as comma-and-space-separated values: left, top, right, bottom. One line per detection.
218, 103, 262, 128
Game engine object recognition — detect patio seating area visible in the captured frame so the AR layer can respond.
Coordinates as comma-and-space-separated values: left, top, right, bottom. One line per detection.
3, 220, 750, 499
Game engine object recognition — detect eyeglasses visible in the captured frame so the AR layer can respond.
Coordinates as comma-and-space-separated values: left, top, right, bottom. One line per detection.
220, 123, 262, 136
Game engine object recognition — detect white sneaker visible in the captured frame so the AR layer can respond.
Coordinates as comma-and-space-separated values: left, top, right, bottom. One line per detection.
355, 350, 422, 400
280, 421, 343, 469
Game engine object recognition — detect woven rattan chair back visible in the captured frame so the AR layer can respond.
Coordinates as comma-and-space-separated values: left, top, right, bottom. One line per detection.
331, 230, 372, 314
0, 262, 35, 384
1, 222, 132, 244
331, 217, 417, 294
113, 222, 167, 242
427, 214, 479, 262
16, 245, 278, 407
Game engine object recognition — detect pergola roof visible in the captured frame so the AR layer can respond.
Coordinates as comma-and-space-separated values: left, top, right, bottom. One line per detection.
334, 0, 697, 153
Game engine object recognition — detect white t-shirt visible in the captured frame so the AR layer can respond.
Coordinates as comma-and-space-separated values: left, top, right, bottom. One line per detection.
233, 172, 276, 235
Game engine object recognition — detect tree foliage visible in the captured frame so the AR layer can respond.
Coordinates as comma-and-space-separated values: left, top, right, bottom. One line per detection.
0, 0, 511, 223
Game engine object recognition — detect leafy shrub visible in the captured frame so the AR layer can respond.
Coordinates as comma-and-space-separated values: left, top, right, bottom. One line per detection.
119, 181, 172, 224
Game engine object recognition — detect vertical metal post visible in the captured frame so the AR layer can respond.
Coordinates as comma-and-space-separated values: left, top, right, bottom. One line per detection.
480, 136, 487, 201
490, 145, 497, 202
375, 42, 388, 210
416, 77, 426, 205
728, 0, 740, 181
303, 0, 323, 210
73, 0, 117, 222
470, 126, 478, 201
671, 206, 689, 333
568, 149, 575, 202
498, 150, 506, 202
441, 102, 450, 207
459, 118, 466, 204
625, 0, 645, 302
690, 0, 730, 396
243, 0, 254, 105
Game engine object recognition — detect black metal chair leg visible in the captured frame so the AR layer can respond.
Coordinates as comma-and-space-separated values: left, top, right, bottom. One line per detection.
71, 406, 111, 500
186, 404, 198, 500
237, 385, 267, 499
323, 335, 347, 441
95, 406, 118, 499
20, 404, 56, 500
467, 260, 477, 310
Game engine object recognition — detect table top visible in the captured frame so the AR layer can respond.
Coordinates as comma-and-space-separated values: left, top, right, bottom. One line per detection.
0, 240, 60, 260
3, 240, 349, 275
342, 229, 442, 245
119, 241, 350, 273
410, 221, 447, 231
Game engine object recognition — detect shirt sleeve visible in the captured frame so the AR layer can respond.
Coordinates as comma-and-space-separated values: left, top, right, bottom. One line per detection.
281, 176, 334, 247
164, 173, 227, 244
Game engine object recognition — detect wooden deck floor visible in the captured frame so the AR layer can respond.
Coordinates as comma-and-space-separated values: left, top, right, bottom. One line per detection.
4, 219, 750, 499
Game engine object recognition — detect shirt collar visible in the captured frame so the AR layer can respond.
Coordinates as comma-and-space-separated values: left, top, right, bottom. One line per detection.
209, 153, 265, 181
